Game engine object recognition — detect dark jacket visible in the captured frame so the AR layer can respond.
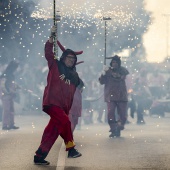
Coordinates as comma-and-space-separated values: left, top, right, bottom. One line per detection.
99, 66, 129, 102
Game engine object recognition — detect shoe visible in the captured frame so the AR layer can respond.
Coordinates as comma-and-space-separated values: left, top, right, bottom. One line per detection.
34, 155, 50, 165
97, 119, 103, 123
109, 129, 121, 138
109, 133, 115, 138
76, 126, 81, 130
2, 126, 11, 130
117, 122, 124, 130
126, 120, 131, 124
137, 121, 145, 125
115, 129, 121, 137
10, 126, 19, 129
68, 148, 82, 158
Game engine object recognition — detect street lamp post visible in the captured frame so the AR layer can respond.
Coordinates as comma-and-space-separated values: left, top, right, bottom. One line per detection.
103, 17, 111, 65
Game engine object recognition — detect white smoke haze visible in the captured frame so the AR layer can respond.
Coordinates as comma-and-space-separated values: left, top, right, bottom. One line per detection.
0, 5, 170, 164
144, 0, 170, 62
1, 0, 170, 115
29, 0, 149, 65
31, 0, 170, 63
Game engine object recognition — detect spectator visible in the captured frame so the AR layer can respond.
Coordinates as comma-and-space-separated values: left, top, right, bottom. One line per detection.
148, 70, 165, 99
0, 60, 20, 130
133, 69, 152, 124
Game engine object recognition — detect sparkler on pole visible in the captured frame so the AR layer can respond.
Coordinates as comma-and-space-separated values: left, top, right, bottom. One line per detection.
53, 0, 61, 59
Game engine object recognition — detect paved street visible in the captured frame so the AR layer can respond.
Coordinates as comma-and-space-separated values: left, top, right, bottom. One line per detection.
0, 114, 63, 170
65, 113, 170, 170
0, 113, 170, 170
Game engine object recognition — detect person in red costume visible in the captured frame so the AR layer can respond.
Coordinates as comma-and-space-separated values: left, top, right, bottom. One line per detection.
34, 26, 83, 165
99, 55, 129, 138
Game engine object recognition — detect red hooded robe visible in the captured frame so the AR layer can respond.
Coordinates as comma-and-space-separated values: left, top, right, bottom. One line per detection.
43, 41, 79, 115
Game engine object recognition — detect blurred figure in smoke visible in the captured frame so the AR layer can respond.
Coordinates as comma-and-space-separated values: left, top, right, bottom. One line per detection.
125, 74, 136, 122
69, 78, 84, 132
99, 55, 129, 138
81, 85, 94, 125
148, 70, 165, 99
133, 69, 152, 124
34, 26, 82, 165
0, 60, 20, 130
96, 95, 107, 123
91, 79, 107, 123
150, 76, 170, 117
165, 77, 170, 99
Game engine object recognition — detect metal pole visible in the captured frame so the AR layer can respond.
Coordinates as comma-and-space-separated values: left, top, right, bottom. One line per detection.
103, 17, 111, 65
53, 0, 57, 59
53, 0, 56, 27
104, 21, 107, 65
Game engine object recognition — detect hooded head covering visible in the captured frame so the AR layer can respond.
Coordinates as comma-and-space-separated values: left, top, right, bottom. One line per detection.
60, 49, 77, 68
57, 40, 83, 68
106, 55, 121, 67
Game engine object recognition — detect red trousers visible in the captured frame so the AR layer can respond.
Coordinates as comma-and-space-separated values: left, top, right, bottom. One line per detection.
36, 106, 75, 158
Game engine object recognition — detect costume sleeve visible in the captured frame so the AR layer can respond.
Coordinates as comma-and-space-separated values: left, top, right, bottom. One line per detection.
120, 67, 129, 76
44, 40, 56, 67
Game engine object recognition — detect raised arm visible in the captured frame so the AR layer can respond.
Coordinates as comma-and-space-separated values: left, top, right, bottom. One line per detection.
44, 26, 57, 64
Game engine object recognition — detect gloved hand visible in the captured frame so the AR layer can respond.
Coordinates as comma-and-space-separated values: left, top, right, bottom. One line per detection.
101, 65, 109, 75
50, 25, 57, 37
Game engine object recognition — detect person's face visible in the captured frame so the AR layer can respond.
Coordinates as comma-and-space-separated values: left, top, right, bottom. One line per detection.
111, 60, 118, 68
64, 54, 76, 68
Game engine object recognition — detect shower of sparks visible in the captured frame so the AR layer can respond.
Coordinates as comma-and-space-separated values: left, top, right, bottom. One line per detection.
31, 2, 135, 31
0, 0, 159, 113
0, 0, 151, 66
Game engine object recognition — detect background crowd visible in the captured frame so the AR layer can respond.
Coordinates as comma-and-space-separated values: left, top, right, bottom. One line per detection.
0, 0, 170, 127
1, 58, 170, 127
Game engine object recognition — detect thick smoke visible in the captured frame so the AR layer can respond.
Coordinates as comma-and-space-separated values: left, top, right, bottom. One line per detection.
0, 0, 152, 111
